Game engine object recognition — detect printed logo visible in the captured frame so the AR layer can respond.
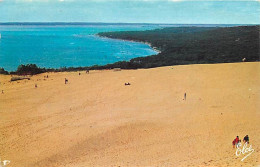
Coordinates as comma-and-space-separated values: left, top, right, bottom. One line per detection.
236, 142, 254, 161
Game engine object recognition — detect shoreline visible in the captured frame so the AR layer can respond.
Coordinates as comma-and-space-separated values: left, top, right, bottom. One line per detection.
95, 34, 161, 54
0, 34, 160, 73
1, 25, 259, 73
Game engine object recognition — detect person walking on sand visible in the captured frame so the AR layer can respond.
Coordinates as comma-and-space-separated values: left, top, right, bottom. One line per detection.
1, 90, 3, 94
235, 136, 240, 148
65, 78, 68, 84
184, 93, 186, 100
243, 135, 249, 144
232, 139, 236, 148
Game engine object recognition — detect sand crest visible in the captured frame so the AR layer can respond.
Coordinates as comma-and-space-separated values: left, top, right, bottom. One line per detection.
0, 62, 259, 166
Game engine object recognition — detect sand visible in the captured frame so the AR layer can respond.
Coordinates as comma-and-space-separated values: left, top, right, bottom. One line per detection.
0, 62, 259, 167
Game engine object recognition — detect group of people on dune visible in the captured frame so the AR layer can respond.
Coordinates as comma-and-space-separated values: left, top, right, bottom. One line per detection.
232, 135, 249, 148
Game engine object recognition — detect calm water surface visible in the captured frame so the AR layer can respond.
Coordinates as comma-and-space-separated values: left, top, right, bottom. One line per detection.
0, 25, 160, 71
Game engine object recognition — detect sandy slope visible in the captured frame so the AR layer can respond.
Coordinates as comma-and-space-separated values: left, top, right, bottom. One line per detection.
0, 62, 259, 167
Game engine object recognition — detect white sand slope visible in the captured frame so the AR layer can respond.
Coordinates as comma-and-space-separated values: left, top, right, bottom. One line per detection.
0, 62, 259, 166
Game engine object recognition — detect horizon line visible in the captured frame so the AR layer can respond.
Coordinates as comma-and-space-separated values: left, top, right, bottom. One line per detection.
0, 22, 258, 25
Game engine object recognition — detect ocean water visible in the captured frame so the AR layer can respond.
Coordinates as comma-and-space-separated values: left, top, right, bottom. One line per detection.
0, 24, 160, 71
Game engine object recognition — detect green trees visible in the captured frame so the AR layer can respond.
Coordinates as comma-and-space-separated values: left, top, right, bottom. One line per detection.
98, 26, 259, 68
3, 26, 259, 75
16, 64, 46, 75
0, 68, 8, 75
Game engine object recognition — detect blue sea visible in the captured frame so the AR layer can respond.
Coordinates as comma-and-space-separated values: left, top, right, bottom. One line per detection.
0, 24, 162, 71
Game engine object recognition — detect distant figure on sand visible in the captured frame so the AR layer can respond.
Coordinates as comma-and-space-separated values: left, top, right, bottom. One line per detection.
184, 93, 186, 100
232, 139, 236, 148
1, 90, 3, 94
86, 70, 89, 74
243, 135, 249, 144
65, 78, 68, 84
232, 136, 240, 148
235, 136, 240, 148
79, 72, 81, 75
35, 84, 37, 88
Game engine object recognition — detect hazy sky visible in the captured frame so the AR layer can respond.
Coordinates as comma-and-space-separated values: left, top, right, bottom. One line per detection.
0, 0, 259, 24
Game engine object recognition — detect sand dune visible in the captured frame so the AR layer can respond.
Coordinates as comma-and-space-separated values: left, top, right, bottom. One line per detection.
0, 62, 259, 167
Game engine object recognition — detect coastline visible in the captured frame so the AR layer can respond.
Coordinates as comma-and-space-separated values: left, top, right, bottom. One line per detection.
95, 34, 161, 54
1, 25, 259, 74
1, 34, 161, 74
0, 25, 161, 72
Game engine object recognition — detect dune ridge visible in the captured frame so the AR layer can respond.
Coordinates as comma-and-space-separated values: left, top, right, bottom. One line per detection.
0, 62, 259, 166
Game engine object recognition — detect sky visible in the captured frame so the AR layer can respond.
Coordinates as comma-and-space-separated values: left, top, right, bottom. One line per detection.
0, 0, 259, 24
